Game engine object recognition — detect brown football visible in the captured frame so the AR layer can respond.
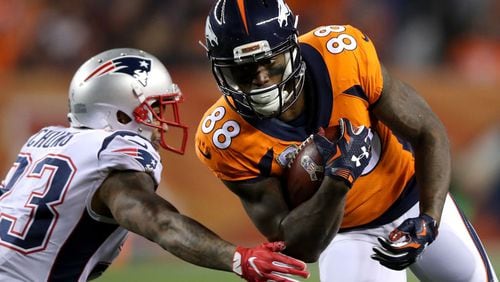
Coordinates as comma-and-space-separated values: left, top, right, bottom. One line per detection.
283, 126, 340, 208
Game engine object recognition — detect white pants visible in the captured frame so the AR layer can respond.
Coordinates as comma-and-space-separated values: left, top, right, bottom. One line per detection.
319, 194, 498, 282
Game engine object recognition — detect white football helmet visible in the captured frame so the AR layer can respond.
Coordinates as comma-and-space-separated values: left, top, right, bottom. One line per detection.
68, 48, 188, 154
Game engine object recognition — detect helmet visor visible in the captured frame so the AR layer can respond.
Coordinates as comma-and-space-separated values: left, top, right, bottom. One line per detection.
218, 52, 291, 93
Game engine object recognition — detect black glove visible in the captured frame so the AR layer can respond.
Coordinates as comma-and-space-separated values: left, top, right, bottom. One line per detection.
312, 127, 338, 164
371, 214, 438, 270
315, 118, 372, 188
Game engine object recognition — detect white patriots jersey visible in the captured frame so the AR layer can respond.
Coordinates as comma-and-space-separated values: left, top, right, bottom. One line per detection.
0, 126, 162, 281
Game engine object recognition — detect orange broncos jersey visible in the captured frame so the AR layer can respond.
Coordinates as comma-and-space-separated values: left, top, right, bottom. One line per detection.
196, 25, 417, 229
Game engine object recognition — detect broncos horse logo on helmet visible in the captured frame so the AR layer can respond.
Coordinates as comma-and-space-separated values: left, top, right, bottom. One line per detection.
202, 0, 306, 119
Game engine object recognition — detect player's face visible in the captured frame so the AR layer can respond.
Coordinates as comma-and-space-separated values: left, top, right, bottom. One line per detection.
220, 53, 287, 93
150, 102, 167, 150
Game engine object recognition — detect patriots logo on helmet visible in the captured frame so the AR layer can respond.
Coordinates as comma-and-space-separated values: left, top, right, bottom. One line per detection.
84, 56, 152, 87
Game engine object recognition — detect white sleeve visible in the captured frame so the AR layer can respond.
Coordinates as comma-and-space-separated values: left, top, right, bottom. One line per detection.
97, 131, 163, 185
86, 131, 163, 223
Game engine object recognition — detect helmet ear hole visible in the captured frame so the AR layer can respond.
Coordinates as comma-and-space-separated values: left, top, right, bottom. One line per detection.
117, 111, 132, 124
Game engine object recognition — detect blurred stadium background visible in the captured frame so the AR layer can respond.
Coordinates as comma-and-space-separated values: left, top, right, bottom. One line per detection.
1, 0, 499, 281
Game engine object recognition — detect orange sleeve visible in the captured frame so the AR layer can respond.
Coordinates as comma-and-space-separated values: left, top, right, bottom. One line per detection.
345, 25, 384, 105
300, 25, 384, 105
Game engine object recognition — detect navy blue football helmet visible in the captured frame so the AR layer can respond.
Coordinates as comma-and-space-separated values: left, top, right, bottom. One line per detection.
204, 0, 306, 118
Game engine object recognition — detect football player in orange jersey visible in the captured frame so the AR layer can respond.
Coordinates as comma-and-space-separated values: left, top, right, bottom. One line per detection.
196, 0, 498, 281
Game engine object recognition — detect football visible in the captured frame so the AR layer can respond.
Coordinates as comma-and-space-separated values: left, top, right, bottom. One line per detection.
283, 126, 340, 208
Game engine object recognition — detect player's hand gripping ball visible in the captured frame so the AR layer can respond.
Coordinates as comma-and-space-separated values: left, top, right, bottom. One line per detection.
284, 126, 340, 208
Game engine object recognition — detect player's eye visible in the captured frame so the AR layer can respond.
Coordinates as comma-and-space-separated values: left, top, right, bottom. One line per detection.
232, 64, 258, 85
267, 60, 285, 77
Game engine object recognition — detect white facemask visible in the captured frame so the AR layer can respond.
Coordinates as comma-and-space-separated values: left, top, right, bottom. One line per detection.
249, 85, 294, 116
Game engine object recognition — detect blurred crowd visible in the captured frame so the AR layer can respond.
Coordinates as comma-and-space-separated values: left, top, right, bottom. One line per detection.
0, 0, 212, 71
1, 0, 498, 75
0, 0, 499, 241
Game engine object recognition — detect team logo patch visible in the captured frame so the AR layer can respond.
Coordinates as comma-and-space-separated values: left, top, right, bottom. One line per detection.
84, 56, 152, 86
112, 147, 158, 172
276, 145, 299, 167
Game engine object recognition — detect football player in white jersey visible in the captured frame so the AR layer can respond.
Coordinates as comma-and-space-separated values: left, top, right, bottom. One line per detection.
0, 48, 309, 282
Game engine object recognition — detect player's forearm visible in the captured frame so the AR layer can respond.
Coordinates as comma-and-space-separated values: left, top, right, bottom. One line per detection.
111, 193, 235, 271
414, 123, 451, 224
280, 177, 348, 262
152, 212, 236, 271
376, 69, 450, 224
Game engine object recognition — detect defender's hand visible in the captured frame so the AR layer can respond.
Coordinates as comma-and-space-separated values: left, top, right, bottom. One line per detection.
233, 242, 309, 282
324, 118, 372, 188
371, 214, 438, 270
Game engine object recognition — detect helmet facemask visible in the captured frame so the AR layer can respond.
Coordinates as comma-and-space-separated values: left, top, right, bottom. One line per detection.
133, 84, 188, 154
